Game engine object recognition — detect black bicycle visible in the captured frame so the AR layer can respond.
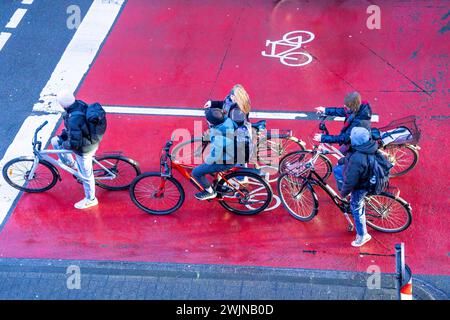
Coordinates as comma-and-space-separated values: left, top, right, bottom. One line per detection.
279, 115, 421, 180
277, 145, 412, 233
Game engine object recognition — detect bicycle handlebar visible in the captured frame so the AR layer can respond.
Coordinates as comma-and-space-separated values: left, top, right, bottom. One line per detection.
33, 121, 48, 148
163, 140, 173, 152
318, 115, 330, 135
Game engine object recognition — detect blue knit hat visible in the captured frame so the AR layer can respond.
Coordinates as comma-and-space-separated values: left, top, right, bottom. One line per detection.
350, 127, 370, 146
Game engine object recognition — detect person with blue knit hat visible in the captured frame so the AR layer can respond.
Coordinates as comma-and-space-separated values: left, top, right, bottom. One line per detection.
341, 127, 378, 247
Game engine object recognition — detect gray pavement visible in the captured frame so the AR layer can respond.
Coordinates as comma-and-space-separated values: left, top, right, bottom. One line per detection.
0, 258, 447, 300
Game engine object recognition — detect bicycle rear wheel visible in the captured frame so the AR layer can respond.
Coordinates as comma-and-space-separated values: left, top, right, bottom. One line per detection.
277, 172, 318, 222
365, 192, 412, 233
279, 150, 333, 181
382, 144, 419, 177
216, 171, 272, 215
94, 155, 141, 190
2, 157, 58, 193
129, 172, 185, 215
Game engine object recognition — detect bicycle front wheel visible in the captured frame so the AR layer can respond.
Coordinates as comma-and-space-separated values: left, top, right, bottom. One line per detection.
365, 192, 412, 233
129, 172, 185, 215
277, 172, 318, 222
94, 155, 141, 190
382, 144, 419, 177
217, 171, 273, 215
2, 157, 59, 193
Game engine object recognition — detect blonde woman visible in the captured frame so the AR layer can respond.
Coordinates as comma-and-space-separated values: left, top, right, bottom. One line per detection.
204, 84, 251, 125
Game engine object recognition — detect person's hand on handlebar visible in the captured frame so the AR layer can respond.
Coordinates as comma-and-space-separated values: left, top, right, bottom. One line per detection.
313, 133, 322, 142
315, 107, 325, 115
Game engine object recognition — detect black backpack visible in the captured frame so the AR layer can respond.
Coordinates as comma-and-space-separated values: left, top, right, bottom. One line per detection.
228, 104, 253, 164
367, 151, 393, 195
75, 101, 107, 144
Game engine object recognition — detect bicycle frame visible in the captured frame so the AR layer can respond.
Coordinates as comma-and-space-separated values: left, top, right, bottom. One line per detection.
287, 147, 355, 229
28, 120, 117, 183
29, 149, 118, 182
160, 141, 250, 201
291, 152, 348, 213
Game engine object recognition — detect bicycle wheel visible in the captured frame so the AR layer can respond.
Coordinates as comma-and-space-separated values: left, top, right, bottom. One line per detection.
216, 171, 273, 215
129, 172, 185, 215
365, 192, 412, 233
279, 150, 333, 181
256, 135, 306, 183
94, 155, 141, 190
277, 172, 318, 222
2, 157, 58, 193
171, 137, 209, 165
382, 144, 419, 177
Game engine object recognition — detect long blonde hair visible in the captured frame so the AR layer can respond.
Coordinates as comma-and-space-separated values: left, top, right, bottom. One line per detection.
231, 84, 251, 115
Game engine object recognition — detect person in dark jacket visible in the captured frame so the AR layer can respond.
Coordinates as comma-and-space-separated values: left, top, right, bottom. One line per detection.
313, 92, 374, 191
50, 90, 102, 209
341, 127, 378, 247
313, 91, 373, 150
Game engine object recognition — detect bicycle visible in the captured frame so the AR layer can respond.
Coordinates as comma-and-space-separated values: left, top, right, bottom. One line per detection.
129, 139, 273, 215
279, 115, 421, 179
277, 145, 412, 233
170, 119, 306, 183
2, 121, 141, 192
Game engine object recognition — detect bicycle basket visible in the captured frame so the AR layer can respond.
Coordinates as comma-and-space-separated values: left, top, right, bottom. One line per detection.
378, 116, 421, 145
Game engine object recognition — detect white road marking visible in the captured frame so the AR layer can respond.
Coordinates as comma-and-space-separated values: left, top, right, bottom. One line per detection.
5, 8, 28, 29
33, 0, 125, 113
22, 0, 34, 4
103, 105, 379, 122
0, 0, 126, 227
0, 32, 12, 52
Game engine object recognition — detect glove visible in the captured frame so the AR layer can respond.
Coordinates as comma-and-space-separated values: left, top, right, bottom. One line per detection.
62, 140, 71, 150
59, 129, 68, 141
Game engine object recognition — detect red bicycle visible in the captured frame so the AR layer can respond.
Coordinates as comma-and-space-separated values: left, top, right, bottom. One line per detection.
129, 140, 273, 215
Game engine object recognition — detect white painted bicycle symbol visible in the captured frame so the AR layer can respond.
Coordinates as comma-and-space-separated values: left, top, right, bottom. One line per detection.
261, 30, 315, 67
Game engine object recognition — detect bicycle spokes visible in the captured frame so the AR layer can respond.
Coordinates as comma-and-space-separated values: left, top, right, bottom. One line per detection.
6, 159, 54, 190
365, 195, 410, 232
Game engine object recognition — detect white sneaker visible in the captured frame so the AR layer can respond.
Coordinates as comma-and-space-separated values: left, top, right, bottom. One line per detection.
351, 234, 372, 247
74, 197, 98, 209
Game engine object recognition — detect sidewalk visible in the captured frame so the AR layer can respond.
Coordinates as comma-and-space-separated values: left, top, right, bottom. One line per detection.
0, 258, 447, 300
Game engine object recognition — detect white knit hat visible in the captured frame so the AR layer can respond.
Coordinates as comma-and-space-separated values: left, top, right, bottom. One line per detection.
350, 127, 370, 146
56, 90, 75, 108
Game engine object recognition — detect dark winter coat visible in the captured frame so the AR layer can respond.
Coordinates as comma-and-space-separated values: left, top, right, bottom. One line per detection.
60, 100, 100, 155
321, 102, 373, 146
340, 139, 378, 198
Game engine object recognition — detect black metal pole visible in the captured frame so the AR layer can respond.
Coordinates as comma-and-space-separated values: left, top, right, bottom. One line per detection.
395, 243, 403, 300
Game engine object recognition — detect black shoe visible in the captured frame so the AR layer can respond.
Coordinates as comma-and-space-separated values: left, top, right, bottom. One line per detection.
195, 190, 217, 201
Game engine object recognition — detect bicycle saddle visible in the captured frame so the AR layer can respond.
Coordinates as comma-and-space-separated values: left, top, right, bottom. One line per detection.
251, 120, 266, 130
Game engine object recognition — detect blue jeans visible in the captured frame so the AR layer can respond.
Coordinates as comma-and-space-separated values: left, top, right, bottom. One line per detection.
333, 164, 344, 192
51, 136, 97, 200
350, 189, 368, 236
192, 163, 235, 189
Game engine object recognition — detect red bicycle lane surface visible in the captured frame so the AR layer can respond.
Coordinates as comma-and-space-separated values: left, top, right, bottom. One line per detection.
0, 1, 448, 276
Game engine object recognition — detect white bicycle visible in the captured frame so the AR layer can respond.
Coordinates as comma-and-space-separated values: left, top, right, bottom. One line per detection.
2, 121, 141, 193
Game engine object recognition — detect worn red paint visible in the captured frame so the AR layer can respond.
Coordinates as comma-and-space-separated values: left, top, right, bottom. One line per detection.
0, 1, 448, 275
